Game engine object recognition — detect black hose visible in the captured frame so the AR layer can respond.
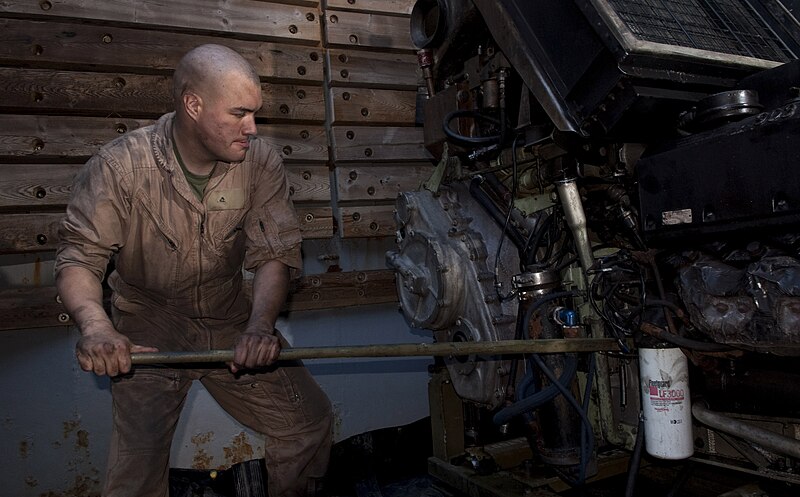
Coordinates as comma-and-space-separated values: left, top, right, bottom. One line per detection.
579, 353, 596, 484
494, 290, 580, 425
624, 413, 645, 497
642, 324, 734, 352
443, 109, 503, 146
469, 177, 527, 251
531, 353, 595, 487
493, 355, 578, 425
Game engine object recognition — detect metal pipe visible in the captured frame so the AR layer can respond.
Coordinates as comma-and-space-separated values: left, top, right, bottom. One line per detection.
131, 338, 618, 365
555, 178, 594, 274
692, 402, 800, 459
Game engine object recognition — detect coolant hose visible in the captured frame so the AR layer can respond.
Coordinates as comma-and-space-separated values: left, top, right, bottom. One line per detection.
494, 290, 580, 425
493, 355, 578, 425
692, 402, 800, 459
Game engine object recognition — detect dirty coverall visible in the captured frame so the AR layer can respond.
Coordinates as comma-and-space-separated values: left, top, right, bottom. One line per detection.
55, 112, 333, 497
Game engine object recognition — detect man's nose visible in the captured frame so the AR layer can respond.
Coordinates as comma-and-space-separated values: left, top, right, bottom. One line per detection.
243, 113, 257, 135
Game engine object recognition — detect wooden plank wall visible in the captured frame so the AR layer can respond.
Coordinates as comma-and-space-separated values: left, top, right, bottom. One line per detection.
323, 0, 433, 238
0, 0, 433, 330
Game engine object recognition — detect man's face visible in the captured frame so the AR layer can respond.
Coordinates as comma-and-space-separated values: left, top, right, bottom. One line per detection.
195, 72, 263, 164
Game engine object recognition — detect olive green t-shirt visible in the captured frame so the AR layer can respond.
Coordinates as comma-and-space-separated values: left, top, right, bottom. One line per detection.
172, 135, 211, 201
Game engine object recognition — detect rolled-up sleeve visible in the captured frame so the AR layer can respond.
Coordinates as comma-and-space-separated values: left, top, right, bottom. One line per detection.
242, 142, 303, 277
55, 153, 130, 282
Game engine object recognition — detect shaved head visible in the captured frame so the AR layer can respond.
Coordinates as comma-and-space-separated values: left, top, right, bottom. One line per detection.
173, 44, 260, 104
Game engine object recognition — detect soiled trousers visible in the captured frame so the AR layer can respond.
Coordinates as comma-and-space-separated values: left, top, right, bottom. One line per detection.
103, 303, 333, 497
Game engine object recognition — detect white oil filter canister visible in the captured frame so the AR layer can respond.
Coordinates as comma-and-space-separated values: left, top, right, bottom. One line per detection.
638, 346, 694, 459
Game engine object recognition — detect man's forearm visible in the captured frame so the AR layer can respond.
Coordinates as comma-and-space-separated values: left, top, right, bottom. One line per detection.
247, 260, 290, 334
56, 265, 114, 336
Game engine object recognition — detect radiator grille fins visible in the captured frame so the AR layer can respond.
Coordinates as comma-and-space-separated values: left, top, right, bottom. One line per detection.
608, 0, 795, 62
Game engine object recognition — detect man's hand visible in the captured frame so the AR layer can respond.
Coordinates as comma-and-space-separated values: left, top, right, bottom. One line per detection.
231, 330, 281, 373
76, 327, 158, 377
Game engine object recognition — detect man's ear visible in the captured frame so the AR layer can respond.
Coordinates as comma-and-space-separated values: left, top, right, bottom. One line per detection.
183, 91, 202, 121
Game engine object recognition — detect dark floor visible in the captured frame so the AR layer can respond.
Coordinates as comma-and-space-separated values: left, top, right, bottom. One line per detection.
170, 418, 800, 497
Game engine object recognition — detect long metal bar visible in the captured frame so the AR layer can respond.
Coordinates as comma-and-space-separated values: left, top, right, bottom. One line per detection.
130, 338, 619, 365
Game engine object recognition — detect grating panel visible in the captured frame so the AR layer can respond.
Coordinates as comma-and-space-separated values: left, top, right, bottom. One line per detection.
607, 0, 794, 62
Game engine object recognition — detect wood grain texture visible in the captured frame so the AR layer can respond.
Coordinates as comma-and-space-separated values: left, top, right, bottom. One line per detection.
0, 0, 322, 45
0, 286, 72, 331
0, 67, 326, 121
0, 18, 325, 82
327, 48, 419, 89
0, 163, 329, 208
0, 114, 152, 160
330, 87, 417, 125
324, 10, 414, 50
332, 126, 432, 161
286, 164, 331, 202
336, 163, 431, 201
337, 203, 396, 238
0, 116, 327, 162
0, 268, 397, 331
285, 268, 397, 310
0, 164, 81, 208
0, 206, 333, 253
326, 0, 414, 15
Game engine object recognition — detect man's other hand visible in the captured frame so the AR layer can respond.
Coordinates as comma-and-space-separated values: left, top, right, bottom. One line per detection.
76, 328, 158, 377
231, 330, 281, 373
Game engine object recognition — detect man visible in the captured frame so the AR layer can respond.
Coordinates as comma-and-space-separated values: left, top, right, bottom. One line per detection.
55, 44, 333, 497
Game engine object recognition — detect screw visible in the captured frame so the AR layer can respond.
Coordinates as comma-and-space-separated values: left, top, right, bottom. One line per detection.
58, 313, 70, 323
282, 146, 293, 155
289, 24, 298, 34
35, 188, 46, 199
300, 130, 310, 139
364, 148, 373, 157
349, 35, 359, 44
102, 34, 112, 44
309, 52, 319, 61
297, 65, 306, 75
346, 130, 355, 140
306, 12, 315, 21
360, 107, 369, 117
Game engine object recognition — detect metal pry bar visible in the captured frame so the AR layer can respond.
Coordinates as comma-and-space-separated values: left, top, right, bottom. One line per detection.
130, 338, 618, 365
